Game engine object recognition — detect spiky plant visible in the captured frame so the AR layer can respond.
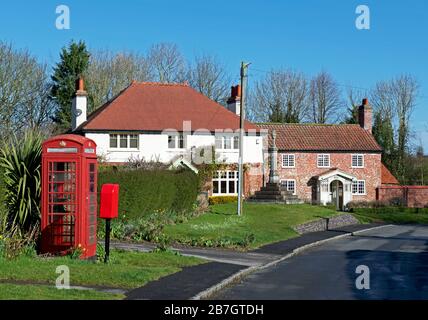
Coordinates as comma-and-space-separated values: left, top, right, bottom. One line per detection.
0, 130, 43, 233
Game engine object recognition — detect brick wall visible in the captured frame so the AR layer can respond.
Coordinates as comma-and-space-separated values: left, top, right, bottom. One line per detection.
377, 186, 428, 208
266, 151, 382, 203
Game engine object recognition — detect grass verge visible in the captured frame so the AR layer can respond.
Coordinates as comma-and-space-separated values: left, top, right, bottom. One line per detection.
0, 283, 124, 300
352, 208, 428, 225
164, 203, 339, 249
0, 249, 204, 300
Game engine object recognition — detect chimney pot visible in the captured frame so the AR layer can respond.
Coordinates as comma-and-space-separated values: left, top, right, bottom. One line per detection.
76, 78, 85, 92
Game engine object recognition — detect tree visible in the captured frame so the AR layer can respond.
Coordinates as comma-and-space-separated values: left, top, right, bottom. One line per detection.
371, 75, 419, 182
372, 110, 396, 173
147, 43, 186, 83
0, 42, 54, 137
85, 50, 153, 112
309, 71, 343, 124
187, 54, 230, 104
251, 69, 308, 123
51, 41, 90, 132
343, 88, 368, 124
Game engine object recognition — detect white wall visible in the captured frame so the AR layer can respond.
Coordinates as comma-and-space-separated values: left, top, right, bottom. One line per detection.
85, 132, 264, 164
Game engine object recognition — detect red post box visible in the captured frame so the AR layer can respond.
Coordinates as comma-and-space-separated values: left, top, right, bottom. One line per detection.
41, 134, 97, 259
100, 184, 120, 219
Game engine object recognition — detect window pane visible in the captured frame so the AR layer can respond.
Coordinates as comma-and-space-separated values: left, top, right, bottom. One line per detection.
213, 181, 219, 194
168, 136, 176, 149
120, 135, 128, 148
353, 155, 363, 167
215, 136, 222, 149
283, 154, 295, 167
233, 136, 239, 149
318, 154, 329, 167
130, 135, 138, 149
229, 181, 235, 194
224, 137, 232, 149
221, 181, 227, 193
109, 134, 118, 148
179, 135, 184, 149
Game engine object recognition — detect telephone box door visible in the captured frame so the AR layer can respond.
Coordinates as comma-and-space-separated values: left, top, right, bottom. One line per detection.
46, 160, 78, 250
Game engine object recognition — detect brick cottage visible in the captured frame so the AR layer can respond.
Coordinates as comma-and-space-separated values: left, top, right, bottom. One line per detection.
258, 99, 401, 210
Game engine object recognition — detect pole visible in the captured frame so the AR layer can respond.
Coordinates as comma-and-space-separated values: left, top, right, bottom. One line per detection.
104, 219, 111, 263
238, 62, 250, 216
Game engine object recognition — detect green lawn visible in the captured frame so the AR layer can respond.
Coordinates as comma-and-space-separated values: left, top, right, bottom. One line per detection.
164, 203, 339, 249
0, 283, 124, 300
0, 249, 204, 300
352, 208, 428, 225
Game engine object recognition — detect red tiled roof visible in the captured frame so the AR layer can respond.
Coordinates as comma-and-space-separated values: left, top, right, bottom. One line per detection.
257, 123, 382, 152
381, 163, 399, 185
78, 82, 258, 132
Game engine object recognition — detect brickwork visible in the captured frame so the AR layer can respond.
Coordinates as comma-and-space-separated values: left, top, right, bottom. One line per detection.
377, 186, 428, 208
267, 151, 382, 203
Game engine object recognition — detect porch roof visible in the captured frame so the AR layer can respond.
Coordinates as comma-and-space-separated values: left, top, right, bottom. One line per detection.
317, 168, 357, 181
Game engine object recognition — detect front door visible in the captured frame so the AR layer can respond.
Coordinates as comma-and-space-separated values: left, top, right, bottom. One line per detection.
330, 180, 344, 211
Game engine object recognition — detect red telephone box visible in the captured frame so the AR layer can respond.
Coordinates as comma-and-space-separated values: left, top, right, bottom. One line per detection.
41, 135, 98, 259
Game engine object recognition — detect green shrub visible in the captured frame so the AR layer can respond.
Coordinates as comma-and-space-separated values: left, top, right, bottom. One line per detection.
209, 196, 238, 205
0, 130, 43, 232
97, 167, 199, 220
352, 207, 428, 215
0, 227, 38, 260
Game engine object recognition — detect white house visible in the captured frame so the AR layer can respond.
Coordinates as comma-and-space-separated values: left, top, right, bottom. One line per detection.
72, 80, 266, 197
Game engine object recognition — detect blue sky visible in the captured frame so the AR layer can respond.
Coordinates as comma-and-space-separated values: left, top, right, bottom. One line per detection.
1, 0, 427, 150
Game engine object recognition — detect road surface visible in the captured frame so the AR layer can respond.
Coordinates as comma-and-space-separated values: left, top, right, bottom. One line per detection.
215, 225, 428, 300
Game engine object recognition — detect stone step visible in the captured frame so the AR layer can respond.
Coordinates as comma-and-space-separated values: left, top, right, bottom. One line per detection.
285, 199, 305, 205
255, 190, 286, 196
254, 194, 284, 200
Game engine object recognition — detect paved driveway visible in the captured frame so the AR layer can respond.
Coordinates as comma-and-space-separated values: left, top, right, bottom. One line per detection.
215, 225, 428, 300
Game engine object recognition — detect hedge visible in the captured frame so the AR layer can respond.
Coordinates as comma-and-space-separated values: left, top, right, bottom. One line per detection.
209, 196, 238, 205
98, 168, 199, 220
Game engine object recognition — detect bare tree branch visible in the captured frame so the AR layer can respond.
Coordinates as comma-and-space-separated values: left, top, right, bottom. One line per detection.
309, 71, 343, 123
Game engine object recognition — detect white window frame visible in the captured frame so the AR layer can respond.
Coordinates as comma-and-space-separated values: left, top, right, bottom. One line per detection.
281, 179, 296, 195
109, 133, 139, 150
352, 154, 364, 168
352, 180, 366, 195
212, 170, 238, 195
215, 135, 239, 151
281, 154, 295, 168
317, 154, 331, 168
168, 134, 185, 150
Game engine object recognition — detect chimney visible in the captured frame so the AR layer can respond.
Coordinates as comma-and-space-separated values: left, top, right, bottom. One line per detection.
71, 77, 87, 131
227, 85, 241, 115
358, 98, 372, 133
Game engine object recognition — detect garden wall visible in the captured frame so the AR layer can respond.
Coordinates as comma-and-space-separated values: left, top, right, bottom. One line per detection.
293, 214, 360, 234
377, 186, 428, 208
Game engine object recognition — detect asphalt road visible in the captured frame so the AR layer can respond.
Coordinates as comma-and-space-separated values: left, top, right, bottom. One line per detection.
215, 225, 428, 300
